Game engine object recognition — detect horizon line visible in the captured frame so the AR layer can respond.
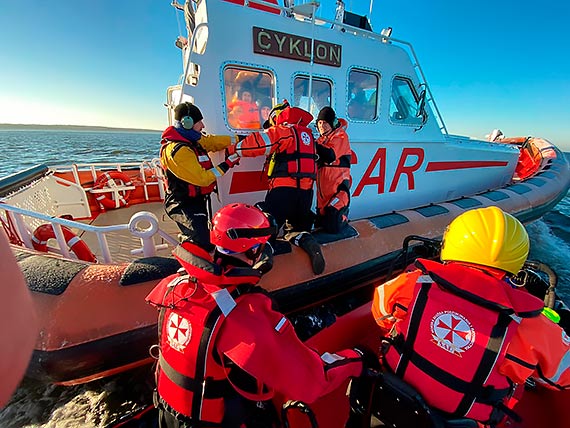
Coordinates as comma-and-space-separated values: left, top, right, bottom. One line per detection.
0, 123, 162, 132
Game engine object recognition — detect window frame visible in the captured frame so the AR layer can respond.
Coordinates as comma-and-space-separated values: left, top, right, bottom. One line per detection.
346, 67, 381, 123
388, 75, 425, 127
221, 62, 277, 131
291, 73, 334, 119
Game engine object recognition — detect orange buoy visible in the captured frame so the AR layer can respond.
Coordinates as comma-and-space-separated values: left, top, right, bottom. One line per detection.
32, 224, 97, 263
93, 170, 133, 209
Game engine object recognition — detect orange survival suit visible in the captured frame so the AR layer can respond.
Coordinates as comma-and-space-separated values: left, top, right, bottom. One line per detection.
372, 259, 570, 424
315, 118, 352, 234
229, 106, 317, 235
146, 242, 362, 427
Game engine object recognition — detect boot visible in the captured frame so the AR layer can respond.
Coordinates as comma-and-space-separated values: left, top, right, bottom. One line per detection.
294, 232, 325, 275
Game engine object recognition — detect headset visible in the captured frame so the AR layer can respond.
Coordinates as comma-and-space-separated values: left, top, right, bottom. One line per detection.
180, 102, 195, 130
332, 117, 340, 128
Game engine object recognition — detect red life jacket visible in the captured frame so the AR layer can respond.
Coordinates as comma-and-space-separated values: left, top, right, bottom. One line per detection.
146, 243, 264, 425
383, 258, 543, 424
270, 124, 317, 182
161, 139, 217, 197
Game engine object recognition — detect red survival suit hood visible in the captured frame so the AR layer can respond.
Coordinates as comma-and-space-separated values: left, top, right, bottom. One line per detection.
161, 126, 188, 143
276, 106, 313, 127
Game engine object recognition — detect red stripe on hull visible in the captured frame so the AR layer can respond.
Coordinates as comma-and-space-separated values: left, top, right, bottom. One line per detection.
229, 171, 270, 194
426, 161, 509, 171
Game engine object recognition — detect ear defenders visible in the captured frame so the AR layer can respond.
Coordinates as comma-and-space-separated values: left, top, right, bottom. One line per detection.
180, 102, 194, 130
332, 117, 340, 128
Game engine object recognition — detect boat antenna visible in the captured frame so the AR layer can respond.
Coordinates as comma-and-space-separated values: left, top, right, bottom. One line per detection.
171, 1, 185, 37
369, 0, 374, 18
307, 2, 318, 115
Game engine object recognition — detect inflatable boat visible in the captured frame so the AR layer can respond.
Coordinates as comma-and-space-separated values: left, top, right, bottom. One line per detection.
1, 1, 568, 426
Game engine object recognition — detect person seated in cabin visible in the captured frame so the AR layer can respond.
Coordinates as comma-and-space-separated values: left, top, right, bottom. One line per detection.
367, 206, 570, 426
347, 88, 369, 121
160, 102, 241, 252
227, 81, 261, 129
257, 96, 272, 124
227, 100, 326, 275
315, 106, 352, 234
146, 203, 372, 428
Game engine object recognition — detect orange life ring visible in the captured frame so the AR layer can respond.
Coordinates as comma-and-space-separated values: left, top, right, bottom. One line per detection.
93, 171, 133, 210
31, 224, 97, 263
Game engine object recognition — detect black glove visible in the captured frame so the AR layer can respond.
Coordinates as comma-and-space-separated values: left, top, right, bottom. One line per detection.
354, 346, 381, 375
252, 243, 274, 274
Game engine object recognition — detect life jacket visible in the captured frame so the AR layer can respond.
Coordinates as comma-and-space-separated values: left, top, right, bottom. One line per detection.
270, 124, 317, 183
227, 99, 261, 129
160, 137, 216, 198
146, 243, 265, 425
316, 119, 352, 213
383, 258, 543, 424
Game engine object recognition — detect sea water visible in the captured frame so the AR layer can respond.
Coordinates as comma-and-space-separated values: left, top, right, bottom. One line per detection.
0, 129, 568, 427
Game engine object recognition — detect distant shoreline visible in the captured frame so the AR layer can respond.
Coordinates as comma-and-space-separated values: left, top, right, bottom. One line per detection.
0, 124, 161, 133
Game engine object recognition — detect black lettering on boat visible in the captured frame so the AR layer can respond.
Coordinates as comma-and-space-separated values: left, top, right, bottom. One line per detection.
252, 27, 342, 67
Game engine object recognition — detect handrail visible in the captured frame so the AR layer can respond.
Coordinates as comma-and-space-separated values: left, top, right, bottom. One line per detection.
1, 203, 178, 264
179, 21, 210, 104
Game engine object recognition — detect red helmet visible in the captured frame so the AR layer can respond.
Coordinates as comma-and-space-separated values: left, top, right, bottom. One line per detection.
210, 203, 275, 254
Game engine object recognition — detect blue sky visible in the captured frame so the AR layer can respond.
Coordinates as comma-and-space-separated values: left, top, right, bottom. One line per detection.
1, 1, 568, 149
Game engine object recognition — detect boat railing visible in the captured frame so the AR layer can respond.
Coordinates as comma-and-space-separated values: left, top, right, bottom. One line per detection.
0, 202, 178, 264
51, 159, 166, 202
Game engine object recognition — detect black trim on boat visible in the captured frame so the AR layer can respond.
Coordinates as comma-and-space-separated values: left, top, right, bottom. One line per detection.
27, 325, 158, 384
524, 177, 547, 187
14, 248, 88, 295
480, 191, 509, 202
369, 213, 409, 229
508, 184, 532, 195
538, 171, 557, 179
0, 164, 49, 197
414, 205, 449, 217
450, 198, 483, 209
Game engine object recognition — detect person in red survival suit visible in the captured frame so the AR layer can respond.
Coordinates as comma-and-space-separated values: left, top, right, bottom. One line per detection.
227, 100, 325, 275
227, 81, 261, 130
370, 206, 570, 426
146, 203, 371, 428
315, 106, 352, 234
160, 102, 240, 251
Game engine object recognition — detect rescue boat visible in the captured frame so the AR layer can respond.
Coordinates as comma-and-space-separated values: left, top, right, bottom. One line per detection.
1, 1, 569, 426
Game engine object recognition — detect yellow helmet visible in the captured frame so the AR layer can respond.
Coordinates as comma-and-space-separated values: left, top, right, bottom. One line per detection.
440, 206, 529, 274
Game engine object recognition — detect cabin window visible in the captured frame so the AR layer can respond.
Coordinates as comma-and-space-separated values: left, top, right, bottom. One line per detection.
389, 77, 423, 126
223, 67, 275, 130
347, 69, 379, 121
293, 76, 332, 118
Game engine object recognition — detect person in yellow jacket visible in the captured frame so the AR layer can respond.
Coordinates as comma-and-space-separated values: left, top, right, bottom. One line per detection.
371, 206, 569, 425
315, 107, 352, 234
160, 102, 240, 251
